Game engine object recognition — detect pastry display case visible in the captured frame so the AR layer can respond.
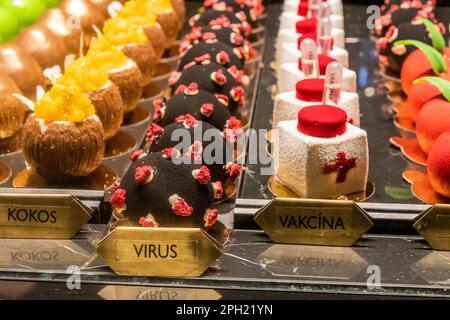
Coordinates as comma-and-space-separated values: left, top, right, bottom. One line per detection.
0, 0, 450, 300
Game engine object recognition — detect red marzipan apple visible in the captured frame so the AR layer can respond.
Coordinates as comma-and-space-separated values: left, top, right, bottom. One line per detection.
401, 47, 450, 95
427, 131, 450, 197
407, 81, 442, 123
416, 98, 450, 154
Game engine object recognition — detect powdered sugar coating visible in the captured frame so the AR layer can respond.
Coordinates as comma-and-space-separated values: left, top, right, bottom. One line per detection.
274, 120, 369, 198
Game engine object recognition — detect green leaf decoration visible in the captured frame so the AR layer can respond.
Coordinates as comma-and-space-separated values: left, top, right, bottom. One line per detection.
418, 18, 445, 53
394, 40, 448, 75
384, 185, 413, 200
414, 76, 450, 102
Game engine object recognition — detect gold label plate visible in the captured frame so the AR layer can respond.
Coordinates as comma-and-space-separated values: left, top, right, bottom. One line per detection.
0, 194, 92, 239
96, 227, 222, 277
414, 204, 450, 251
254, 198, 373, 246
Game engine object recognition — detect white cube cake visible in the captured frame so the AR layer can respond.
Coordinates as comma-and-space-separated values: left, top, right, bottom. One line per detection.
274, 107, 368, 199
273, 78, 360, 128
282, 0, 344, 17
279, 12, 344, 30
278, 62, 357, 93
277, 42, 349, 69
276, 28, 346, 53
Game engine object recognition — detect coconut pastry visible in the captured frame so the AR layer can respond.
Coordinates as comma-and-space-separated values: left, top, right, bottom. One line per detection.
274, 62, 359, 128
37, 8, 83, 56
87, 36, 142, 114
103, 16, 158, 87
111, 151, 218, 228
134, 0, 181, 46
60, 57, 125, 141
89, 0, 126, 16
0, 73, 26, 142
59, 0, 107, 48
114, 0, 167, 58
274, 105, 368, 199
169, 63, 246, 114
153, 87, 235, 130
0, 44, 49, 101
22, 81, 104, 182
146, 118, 241, 199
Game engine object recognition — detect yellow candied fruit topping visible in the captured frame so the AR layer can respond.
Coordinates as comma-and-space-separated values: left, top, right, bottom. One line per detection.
63, 57, 109, 93
35, 81, 96, 123
136, 0, 173, 14
118, 1, 157, 26
102, 17, 148, 46
86, 36, 129, 71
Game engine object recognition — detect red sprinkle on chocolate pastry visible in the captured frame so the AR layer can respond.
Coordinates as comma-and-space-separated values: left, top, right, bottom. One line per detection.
162, 148, 181, 159
189, 14, 200, 27
195, 53, 212, 64
233, 47, 245, 59
139, 216, 159, 228
174, 84, 187, 95
230, 86, 244, 102
192, 165, 211, 184
235, 11, 247, 22
204, 209, 218, 227
215, 94, 229, 106
176, 114, 198, 127
169, 195, 194, 217
111, 188, 126, 209
209, 15, 231, 27
225, 162, 241, 179
230, 31, 244, 45
324, 152, 357, 183
130, 149, 145, 162
183, 61, 196, 69
212, 181, 223, 199
134, 165, 154, 185
226, 116, 242, 129
223, 128, 238, 143
200, 103, 214, 117
216, 50, 231, 65
153, 98, 166, 121
146, 123, 164, 144
202, 32, 217, 42
185, 27, 202, 42
185, 82, 199, 95
211, 68, 227, 85
168, 71, 181, 86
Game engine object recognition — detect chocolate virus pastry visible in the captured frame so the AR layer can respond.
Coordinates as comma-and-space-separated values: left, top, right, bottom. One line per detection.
376, 6, 436, 38
189, 9, 251, 38
111, 151, 218, 228
381, 0, 435, 15
169, 63, 246, 114
203, 0, 260, 27
178, 41, 244, 71
146, 118, 241, 198
153, 87, 237, 130
378, 21, 445, 76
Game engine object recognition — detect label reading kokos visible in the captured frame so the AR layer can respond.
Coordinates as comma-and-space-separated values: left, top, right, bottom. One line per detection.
0, 194, 93, 239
